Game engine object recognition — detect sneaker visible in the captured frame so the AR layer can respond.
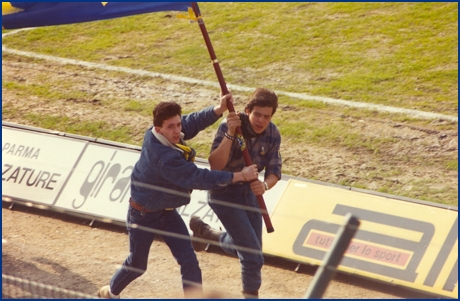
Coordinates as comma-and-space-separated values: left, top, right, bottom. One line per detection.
97, 285, 119, 299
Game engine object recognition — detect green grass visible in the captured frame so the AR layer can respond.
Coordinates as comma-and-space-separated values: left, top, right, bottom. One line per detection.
23, 113, 138, 145
3, 2, 457, 115
3, 81, 67, 101
396, 178, 458, 207
123, 100, 156, 114
445, 160, 458, 171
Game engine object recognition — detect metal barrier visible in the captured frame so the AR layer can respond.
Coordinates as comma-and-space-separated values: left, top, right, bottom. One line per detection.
304, 213, 360, 299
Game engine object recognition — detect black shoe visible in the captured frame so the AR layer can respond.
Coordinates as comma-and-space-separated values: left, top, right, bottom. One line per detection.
243, 290, 259, 299
189, 216, 209, 251
189, 216, 222, 252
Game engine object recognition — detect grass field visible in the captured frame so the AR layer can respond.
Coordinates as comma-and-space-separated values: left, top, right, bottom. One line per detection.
3, 2, 457, 114
2, 2, 458, 206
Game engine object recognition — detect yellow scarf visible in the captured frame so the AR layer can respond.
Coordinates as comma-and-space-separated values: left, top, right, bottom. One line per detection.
175, 143, 196, 162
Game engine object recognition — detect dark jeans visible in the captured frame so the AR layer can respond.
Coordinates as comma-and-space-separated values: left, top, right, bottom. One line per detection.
110, 205, 202, 296
208, 183, 264, 293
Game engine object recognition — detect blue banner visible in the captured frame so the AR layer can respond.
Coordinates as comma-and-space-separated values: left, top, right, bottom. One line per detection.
2, 2, 191, 29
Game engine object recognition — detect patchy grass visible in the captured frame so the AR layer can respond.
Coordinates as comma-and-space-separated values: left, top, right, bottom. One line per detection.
22, 113, 138, 145
2, 2, 457, 115
445, 160, 458, 171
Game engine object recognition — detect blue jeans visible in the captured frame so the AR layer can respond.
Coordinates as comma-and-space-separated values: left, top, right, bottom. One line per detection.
110, 205, 202, 296
208, 183, 264, 293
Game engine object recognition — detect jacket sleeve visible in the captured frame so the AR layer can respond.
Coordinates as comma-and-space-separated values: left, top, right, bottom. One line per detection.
264, 125, 282, 180
157, 149, 234, 190
181, 106, 222, 140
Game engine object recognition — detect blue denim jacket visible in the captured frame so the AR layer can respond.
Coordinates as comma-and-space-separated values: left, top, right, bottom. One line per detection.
130, 106, 234, 211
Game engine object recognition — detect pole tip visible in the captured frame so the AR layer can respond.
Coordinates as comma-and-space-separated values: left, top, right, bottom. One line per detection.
267, 227, 275, 233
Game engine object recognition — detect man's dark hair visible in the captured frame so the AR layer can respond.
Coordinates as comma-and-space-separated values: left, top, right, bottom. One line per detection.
153, 101, 182, 127
244, 88, 278, 115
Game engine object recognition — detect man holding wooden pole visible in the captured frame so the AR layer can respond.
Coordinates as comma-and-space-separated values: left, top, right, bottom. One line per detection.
190, 88, 282, 299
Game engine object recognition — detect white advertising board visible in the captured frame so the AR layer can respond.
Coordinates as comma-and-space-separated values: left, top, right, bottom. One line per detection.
54, 144, 140, 220
2, 127, 87, 205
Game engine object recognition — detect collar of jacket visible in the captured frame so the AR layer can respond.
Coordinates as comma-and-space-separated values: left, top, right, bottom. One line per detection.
151, 128, 195, 162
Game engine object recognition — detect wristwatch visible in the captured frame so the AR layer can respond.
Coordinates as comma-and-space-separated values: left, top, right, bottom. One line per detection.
263, 182, 269, 191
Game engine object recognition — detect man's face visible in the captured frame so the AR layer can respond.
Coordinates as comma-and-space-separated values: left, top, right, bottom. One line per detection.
246, 106, 273, 134
155, 115, 181, 144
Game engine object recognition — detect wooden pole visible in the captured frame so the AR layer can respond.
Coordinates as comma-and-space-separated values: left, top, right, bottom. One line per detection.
190, 2, 274, 233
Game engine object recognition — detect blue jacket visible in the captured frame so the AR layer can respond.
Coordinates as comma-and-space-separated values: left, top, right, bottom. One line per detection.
130, 106, 234, 211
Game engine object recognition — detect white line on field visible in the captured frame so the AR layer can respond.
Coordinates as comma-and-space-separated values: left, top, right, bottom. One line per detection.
1, 27, 35, 37
2, 29, 457, 123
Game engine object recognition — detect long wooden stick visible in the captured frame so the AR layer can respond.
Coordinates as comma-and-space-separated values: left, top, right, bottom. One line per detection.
190, 2, 274, 233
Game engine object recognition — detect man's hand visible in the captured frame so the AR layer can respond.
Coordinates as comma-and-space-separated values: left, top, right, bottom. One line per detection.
214, 90, 234, 116
226, 112, 241, 136
250, 180, 266, 196
241, 164, 258, 182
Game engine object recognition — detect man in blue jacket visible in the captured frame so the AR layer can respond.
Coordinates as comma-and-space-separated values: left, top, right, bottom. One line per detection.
98, 93, 258, 299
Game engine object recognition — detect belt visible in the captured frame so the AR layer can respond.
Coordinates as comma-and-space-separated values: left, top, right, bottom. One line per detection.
129, 198, 174, 213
